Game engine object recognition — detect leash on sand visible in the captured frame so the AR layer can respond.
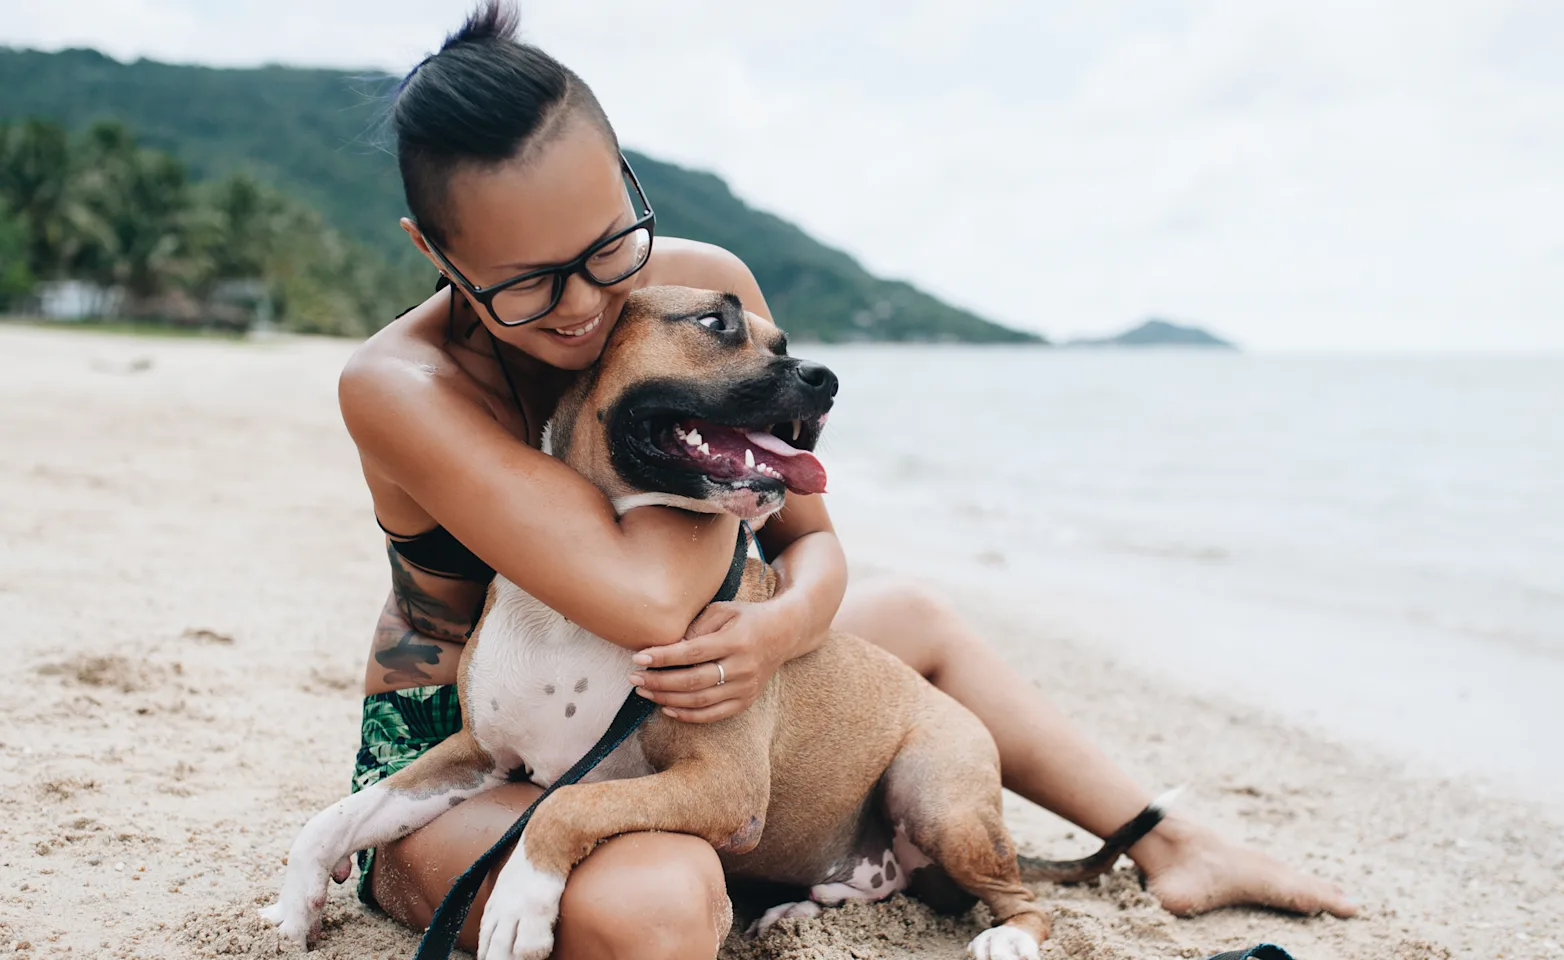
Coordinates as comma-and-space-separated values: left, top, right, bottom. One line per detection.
411, 526, 753, 960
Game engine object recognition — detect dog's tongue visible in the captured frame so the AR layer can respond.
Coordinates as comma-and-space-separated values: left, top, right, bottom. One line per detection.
682, 421, 828, 495
743, 430, 828, 495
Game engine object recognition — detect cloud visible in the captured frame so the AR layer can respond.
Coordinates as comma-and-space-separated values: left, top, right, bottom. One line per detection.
4, 0, 1560, 350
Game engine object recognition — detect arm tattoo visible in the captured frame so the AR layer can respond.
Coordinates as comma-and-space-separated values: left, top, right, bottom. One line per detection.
386, 545, 475, 642
374, 618, 445, 686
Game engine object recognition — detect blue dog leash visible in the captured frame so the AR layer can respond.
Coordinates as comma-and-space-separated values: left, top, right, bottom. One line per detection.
412, 525, 753, 960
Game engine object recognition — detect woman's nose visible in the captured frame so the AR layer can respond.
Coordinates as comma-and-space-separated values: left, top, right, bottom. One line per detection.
554, 270, 605, 321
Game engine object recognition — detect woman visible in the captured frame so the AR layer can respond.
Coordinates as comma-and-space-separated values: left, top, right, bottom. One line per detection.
341, 4, 1355, 957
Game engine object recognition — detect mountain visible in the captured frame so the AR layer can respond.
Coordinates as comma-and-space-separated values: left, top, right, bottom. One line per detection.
1066, 319, 1236, 349
0, 46, 1039, 344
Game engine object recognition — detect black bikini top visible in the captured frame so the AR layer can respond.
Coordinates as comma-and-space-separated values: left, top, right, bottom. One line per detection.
379, 276, 530, 581
378, 518, 496, 581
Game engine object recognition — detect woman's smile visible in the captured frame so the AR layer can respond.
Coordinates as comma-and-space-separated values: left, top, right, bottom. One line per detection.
544, 310, 604, 340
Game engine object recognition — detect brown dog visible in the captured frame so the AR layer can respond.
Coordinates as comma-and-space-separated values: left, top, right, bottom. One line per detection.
263, 286, 1169, 960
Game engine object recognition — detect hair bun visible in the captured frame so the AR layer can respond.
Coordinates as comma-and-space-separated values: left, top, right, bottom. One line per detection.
442, 0, 521, 52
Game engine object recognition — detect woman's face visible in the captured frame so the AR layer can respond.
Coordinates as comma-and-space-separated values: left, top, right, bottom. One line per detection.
409, 117, 644, 371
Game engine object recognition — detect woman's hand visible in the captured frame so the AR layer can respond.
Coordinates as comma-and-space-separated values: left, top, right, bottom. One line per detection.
627, 600, 795, 723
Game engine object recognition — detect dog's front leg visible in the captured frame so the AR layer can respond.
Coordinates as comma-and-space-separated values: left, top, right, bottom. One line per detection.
262, 731, 501, 949
477, 756, 768, 960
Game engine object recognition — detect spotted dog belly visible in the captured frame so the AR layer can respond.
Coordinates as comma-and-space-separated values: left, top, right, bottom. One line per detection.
750, 820, 936, 937
811, 821, 932, 904
466, 578, 652, 787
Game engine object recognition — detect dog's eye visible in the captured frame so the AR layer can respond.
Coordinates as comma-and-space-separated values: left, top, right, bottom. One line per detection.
698, 314, 728, 332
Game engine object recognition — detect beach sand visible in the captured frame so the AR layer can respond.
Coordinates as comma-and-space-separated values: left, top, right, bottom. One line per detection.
1, 325, 1559, 960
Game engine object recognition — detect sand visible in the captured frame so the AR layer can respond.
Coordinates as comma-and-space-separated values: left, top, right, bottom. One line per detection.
0, 323, 1560, 960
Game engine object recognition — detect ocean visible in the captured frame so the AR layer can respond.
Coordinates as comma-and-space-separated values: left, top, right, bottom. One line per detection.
803, 347, 1564, 808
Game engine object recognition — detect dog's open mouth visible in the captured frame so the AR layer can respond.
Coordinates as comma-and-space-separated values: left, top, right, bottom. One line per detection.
646, 415, 828, 496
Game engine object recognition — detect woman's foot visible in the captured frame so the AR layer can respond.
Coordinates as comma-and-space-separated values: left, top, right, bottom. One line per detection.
1129, 815, 1358, 918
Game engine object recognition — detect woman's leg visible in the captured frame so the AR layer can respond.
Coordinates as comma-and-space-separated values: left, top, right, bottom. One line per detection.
371, 783, 730, 960
834, 579, 1356, 918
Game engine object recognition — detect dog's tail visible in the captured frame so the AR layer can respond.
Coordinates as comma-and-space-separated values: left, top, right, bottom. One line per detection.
1017, 786, 1183, 884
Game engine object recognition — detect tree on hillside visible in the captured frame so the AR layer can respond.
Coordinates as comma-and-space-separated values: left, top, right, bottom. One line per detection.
0, 199, 33, 308
67, 120, 194, 304
0, 119, 73, 280
0, 114, 448, 334
191, 173, 285, 281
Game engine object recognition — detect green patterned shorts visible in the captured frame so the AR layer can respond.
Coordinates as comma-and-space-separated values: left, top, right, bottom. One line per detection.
350, 684, 463, 907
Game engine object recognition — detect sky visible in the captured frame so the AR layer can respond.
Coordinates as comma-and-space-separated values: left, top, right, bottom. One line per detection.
4, 0, 1561, 351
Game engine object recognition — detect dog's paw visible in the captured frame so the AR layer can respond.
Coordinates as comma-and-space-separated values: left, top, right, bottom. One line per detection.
477, 854, 566, 960
261, 860, 334, 951
967, 925, 1040, 960
746, 900, 823, 938
258, 899, 315, 951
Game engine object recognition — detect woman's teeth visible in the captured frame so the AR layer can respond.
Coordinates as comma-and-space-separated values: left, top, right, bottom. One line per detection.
551, 312, 603, 339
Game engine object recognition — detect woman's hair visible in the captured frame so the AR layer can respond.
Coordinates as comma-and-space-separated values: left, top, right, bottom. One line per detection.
392, 0, 618, 246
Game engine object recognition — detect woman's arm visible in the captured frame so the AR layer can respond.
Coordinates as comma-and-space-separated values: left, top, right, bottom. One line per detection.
755, 494, 849, 659
341, 346, 740, 650
628, 493, 847, 720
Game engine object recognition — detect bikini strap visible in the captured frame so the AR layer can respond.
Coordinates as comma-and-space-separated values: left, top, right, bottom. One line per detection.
487, 327, 533, 446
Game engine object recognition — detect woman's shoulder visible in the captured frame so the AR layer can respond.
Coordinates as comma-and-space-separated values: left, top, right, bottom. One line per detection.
345, 283, 472, 383
646, 238, 767, 311
338, 288, 484, 443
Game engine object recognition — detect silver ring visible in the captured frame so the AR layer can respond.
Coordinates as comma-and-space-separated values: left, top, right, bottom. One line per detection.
714, 661, 727, 686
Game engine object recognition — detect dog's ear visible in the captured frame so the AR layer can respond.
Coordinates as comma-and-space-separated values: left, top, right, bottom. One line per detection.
544, 369, 620, 491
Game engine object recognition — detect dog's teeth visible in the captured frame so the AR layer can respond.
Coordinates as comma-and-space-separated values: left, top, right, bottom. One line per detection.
744, 448, 756, 468
686, 429, 702, 447
675, 425, 686, 439
699, 442, 710, 455
792, 420, 801, 441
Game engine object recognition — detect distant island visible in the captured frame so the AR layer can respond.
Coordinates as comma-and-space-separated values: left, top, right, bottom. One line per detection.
0, 47, 1039, 344
1066, 319, 1236, 349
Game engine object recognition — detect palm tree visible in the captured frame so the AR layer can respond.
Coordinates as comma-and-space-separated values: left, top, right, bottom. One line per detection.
67, 121, 194, 310
1, 116, 421, 332
197, 172, 286, 282
0, 198, 34, 308
0, 119, 74, 280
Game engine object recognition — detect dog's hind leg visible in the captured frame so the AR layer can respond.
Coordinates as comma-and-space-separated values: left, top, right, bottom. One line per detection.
261, 731, 501, 949
880, 697, 1050, 960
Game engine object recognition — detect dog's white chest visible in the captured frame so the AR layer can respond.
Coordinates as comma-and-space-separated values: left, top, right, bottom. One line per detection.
466, 579, 652, 787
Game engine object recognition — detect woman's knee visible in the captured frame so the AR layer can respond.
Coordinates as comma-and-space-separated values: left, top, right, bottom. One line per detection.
837, 578, 984, 676
555, 833, 730, 960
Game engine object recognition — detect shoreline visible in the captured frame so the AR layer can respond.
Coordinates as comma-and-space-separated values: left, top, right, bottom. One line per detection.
1, 326, 1559, 959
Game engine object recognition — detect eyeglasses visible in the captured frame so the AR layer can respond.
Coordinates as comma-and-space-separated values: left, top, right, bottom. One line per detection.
423, 154, 656, 327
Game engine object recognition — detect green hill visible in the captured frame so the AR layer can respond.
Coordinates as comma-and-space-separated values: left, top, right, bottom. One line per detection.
1065, 319, 1236, 349
0, 46, 1038, 343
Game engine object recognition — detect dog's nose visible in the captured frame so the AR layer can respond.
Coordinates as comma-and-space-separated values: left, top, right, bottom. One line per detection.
794, 361, 839, 398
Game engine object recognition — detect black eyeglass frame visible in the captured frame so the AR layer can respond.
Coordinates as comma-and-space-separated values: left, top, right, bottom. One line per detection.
423, 154, 657, 327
